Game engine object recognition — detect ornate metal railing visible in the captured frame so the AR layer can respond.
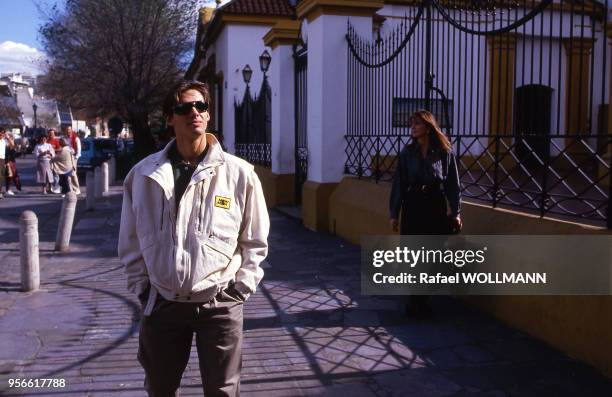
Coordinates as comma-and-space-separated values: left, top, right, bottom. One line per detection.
235, 143, 271, 166
345, 133, 612, 227
234, 79, 272, 166
345, 0, 611, 227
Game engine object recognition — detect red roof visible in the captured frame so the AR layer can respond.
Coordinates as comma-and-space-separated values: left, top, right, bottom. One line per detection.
222, 0, 295, 17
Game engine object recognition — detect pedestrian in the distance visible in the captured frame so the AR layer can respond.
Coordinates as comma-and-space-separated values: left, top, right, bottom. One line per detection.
20, 135, 29, 158
47, 128, 61, 193
0, 128, 12, 199
389, 110, 462, 315
119, 80, 270, 397
34, 135, 55, 194
51, 137, 76, 195
4, 133, 22, 195
64, 125, 81, 194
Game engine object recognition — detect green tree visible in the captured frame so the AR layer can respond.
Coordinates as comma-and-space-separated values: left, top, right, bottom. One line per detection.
39, 0, 199, 160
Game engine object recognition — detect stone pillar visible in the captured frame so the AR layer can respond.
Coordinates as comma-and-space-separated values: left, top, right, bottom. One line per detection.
86, 171, 95, 211
94, 166, 103, 199
109, 157, 116, 185
20, 211, 39, 292
101, 162, 109, 195
263, 19, 301, 207
488, 34, 517, 136
55, 192, 78, 252
563, 38, 594, 135
563, 37, 595, 158
296, 0, 382, 231
487, 34, 517, 170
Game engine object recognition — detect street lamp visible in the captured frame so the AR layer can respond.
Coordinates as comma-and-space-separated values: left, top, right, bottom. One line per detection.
32, 103, 38, 128
242, 64, 252, 86
259, 50, 271, 77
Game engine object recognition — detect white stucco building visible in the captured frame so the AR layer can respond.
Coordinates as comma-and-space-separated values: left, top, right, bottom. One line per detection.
188, 0, 611, 230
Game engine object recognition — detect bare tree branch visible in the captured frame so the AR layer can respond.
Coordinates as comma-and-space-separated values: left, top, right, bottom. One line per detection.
39, 0, 199, 159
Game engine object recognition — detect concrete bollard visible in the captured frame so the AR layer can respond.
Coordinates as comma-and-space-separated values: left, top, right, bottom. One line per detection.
102, 162, 109, 195
20, 211, 39, 292
94, 166, 103, 199
109, 157, 116, 185
86, 171, 95, 211
55, 192, 78, 252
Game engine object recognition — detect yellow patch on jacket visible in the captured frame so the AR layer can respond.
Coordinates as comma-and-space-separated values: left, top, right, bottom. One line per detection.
214, 196, 231, 209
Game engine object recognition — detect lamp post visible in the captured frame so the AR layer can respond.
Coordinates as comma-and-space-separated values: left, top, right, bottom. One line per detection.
32, 103, 38, 128
259, 50, 271, 78
242, 64, 252, 87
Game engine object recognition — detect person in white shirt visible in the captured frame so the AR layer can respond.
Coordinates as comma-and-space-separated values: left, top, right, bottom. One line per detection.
0, 128, 7, 199
34, 135, 55, 194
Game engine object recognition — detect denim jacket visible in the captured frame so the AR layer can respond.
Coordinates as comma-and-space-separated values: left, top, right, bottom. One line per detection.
389, 142, 461, 219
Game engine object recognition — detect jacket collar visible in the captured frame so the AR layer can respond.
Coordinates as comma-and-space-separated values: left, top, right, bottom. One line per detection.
139, 133, 226, 199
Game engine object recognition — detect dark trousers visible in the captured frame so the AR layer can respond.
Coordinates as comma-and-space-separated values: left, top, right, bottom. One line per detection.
5, 160, 21, 191
400, 187, 449, 235
401, 187, 450, 310
0, 159, 4, 193
138, 291, 244, 397
59, 173, 71, 194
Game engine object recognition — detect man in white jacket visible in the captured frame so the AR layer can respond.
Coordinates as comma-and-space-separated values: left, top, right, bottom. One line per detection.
64, 125, 81, 194
118, 80, 269, 397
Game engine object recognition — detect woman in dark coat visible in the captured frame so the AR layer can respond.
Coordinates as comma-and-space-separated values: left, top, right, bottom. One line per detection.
4, 133, 22, 194
389, 110, 462, 314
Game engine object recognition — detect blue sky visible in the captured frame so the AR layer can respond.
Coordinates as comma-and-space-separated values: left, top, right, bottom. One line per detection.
0, 0, 219, 76
0, 0, 49, 49
0, 0, 58, 75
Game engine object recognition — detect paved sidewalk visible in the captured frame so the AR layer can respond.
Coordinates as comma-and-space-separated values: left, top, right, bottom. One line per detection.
0, 159, 611, 396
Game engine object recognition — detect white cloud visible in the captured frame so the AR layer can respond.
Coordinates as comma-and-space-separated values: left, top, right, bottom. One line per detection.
0, 41, 46, 76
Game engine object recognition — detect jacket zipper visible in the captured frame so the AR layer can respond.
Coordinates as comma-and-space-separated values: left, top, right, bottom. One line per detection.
198, 181, 207, 232
160, 191, 165, 231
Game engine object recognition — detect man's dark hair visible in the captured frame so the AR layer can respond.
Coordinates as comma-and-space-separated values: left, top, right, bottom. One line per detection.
162, 80, 211, 118
0, 127, 6, 134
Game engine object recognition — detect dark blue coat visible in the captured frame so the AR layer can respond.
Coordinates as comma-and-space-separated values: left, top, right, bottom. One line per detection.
389, 142, 461, 219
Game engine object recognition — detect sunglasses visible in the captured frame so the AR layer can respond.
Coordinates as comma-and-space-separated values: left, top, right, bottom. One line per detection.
173, 101, 209, 115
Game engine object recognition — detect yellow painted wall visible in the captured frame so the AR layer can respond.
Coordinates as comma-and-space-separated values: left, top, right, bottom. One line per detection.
302, 181, 338, 232
253, 165, 294, 208
328, 176, 612, 377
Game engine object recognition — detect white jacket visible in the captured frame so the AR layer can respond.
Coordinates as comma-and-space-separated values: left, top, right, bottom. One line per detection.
118, 134, 269, 315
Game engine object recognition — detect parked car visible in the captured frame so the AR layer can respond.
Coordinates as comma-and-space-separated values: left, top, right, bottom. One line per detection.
77, 138, 115, 173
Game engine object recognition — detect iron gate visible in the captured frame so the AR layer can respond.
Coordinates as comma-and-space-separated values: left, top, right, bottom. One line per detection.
345, 0, 612, 227
235, 79, 271, 166
293, 41, 308, 205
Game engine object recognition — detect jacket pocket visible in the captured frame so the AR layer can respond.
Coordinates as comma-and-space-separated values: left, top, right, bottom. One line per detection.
217, 288, 245, 304
204, 236, 234, 261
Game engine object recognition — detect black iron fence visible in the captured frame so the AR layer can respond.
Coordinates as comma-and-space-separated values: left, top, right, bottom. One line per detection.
345, 0, 611, 227
293, 43, 308, 204
235, 79, 271, 166
345, 133, 612, 227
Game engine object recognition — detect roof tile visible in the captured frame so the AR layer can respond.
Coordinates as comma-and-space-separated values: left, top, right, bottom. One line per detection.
223, 0, 295, 17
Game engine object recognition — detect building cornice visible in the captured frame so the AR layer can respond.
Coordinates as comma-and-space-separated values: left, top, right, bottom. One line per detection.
222, 14, 292, 26
205, 13, 293, 50
297, 0, 384, 23
263, 20, 301, 49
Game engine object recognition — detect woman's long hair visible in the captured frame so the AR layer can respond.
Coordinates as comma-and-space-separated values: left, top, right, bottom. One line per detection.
410, 110, 452, 153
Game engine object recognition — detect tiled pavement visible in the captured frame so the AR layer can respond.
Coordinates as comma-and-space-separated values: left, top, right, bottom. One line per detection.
0, 158, 611, 396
